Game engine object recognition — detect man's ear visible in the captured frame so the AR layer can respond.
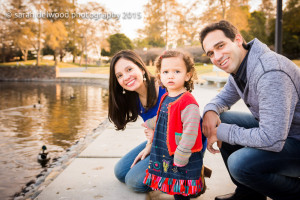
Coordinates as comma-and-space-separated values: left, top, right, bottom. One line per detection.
234, 34, 244, 47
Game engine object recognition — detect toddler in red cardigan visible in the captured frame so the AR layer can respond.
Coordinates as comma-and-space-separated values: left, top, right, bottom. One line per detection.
143, 50, 205, 200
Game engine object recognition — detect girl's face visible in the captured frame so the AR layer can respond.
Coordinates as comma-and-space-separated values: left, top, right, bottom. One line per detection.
114, 58, 145, 92
160, 57, 191, 96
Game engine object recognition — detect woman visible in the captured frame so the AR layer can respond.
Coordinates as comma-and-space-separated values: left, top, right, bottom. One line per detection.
108, 50, 166, 192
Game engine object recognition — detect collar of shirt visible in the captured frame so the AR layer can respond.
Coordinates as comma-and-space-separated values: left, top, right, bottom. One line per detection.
231, 44, 252, 92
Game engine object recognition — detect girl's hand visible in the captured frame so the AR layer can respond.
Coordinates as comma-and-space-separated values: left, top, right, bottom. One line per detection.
141, 123, 154, 142
130, 143, 152, 168
144, 128, 154, 141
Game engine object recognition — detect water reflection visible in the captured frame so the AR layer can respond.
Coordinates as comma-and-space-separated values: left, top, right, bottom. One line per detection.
0, 82, 108, 199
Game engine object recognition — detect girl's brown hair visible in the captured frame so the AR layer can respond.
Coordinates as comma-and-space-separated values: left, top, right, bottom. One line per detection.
155, 50, 197, 92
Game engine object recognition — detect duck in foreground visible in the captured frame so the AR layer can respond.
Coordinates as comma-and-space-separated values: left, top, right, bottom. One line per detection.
37, 145, 50, 167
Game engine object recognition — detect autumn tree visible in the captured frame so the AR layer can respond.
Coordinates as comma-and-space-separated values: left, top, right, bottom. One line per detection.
7, 0, 37, 61
200, 0, 250, 31
176, 0, 202, 46
43, 20, 68, 65
142, 0, 165, 47
200, 0, 229, 23
45, 0, 73, 62
141, 0, 204, 48
0, 2, 12, 62
75, 2, 120, 65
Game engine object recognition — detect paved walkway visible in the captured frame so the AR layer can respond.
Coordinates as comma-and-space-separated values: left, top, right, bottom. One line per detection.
34, 69, 270, 200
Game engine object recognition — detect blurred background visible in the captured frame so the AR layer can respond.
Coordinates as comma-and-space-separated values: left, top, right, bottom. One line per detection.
0, 0, 299, 68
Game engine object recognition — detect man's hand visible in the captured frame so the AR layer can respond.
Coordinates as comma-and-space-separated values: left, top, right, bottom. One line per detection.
207, 127, 221, 154
203, 111, 222, 153
130, 143, 151, 168
202, 111, 221, 138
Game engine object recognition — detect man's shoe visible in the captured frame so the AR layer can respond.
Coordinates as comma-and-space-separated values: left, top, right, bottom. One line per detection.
215, 192, 266, 200
204, 166, 212, 178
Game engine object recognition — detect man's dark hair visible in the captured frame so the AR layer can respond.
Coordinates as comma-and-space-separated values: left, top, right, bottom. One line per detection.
199, 20, 247, 51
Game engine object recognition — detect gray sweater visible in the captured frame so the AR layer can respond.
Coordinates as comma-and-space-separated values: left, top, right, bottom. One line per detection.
203, 38, 300, 152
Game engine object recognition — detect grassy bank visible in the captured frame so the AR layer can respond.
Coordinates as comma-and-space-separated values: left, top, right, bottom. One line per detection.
0, 60, 81, 68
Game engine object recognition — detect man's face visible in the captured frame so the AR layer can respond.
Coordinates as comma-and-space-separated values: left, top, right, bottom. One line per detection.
203, 30, 245, 74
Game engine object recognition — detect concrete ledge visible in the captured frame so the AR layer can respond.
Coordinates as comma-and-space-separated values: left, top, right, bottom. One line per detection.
0, 65, 58, 80
79, 127, 145, 158
35, 158, 146, 200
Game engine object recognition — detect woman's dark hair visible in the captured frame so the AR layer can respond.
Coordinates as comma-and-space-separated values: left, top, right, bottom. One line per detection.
108, 50, 157, 130
199, 20, 248, 51
155, 50, 197, 92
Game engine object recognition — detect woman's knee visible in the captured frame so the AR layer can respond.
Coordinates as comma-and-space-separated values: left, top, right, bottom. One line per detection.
114, 160, 127, 183
124, 158, 150, 193
124, 172, 150, 193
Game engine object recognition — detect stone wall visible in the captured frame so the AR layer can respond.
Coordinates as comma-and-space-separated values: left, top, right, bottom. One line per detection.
0, 66, 58, 81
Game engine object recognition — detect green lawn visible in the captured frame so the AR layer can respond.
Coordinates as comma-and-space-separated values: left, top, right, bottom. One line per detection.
0, 60, 81, 68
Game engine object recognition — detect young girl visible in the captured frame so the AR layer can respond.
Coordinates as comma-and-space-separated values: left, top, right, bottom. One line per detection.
143, 50, 205, 200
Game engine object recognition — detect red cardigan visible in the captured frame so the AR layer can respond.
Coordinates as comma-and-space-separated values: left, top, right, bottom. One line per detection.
156, 92, 203, 156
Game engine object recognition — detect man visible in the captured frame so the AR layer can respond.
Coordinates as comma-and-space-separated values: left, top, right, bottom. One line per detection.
200, 20, 300, 200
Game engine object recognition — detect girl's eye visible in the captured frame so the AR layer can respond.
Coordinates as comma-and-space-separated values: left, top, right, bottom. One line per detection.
163, 71, 168, 74
127, 68, 132, 72
175, 70, 180, 74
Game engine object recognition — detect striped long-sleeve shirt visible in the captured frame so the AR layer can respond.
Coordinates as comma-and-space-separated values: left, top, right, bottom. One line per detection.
174, 104, 201, 166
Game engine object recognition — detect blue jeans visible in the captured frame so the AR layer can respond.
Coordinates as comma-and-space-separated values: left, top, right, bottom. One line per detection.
219, 111, 300, 200
114, 141, 151, 192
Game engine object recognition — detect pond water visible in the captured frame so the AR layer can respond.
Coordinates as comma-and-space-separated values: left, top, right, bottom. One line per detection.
0, 82, 108, 199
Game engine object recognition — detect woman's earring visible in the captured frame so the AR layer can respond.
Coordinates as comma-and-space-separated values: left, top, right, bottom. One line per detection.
123, 88, 126, 94
143, 74, 146, 81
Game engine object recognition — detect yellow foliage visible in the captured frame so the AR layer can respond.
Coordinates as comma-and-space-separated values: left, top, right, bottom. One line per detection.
44, 20, 68, 51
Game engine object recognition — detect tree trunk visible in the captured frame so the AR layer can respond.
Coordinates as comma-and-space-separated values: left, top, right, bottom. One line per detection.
36, 18, 41, 66
1, 43, 5, 62
21, 49, 28, 61
54, 52, 58, 66
79, 48, 83, 66
60, 49, 63, 62
24, 49, 28, 61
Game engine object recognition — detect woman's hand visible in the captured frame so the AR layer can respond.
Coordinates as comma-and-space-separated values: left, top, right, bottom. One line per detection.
130, 143, 152, 168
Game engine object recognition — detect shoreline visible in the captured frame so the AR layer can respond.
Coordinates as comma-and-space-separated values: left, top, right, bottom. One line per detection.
13, 119, 109, 200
